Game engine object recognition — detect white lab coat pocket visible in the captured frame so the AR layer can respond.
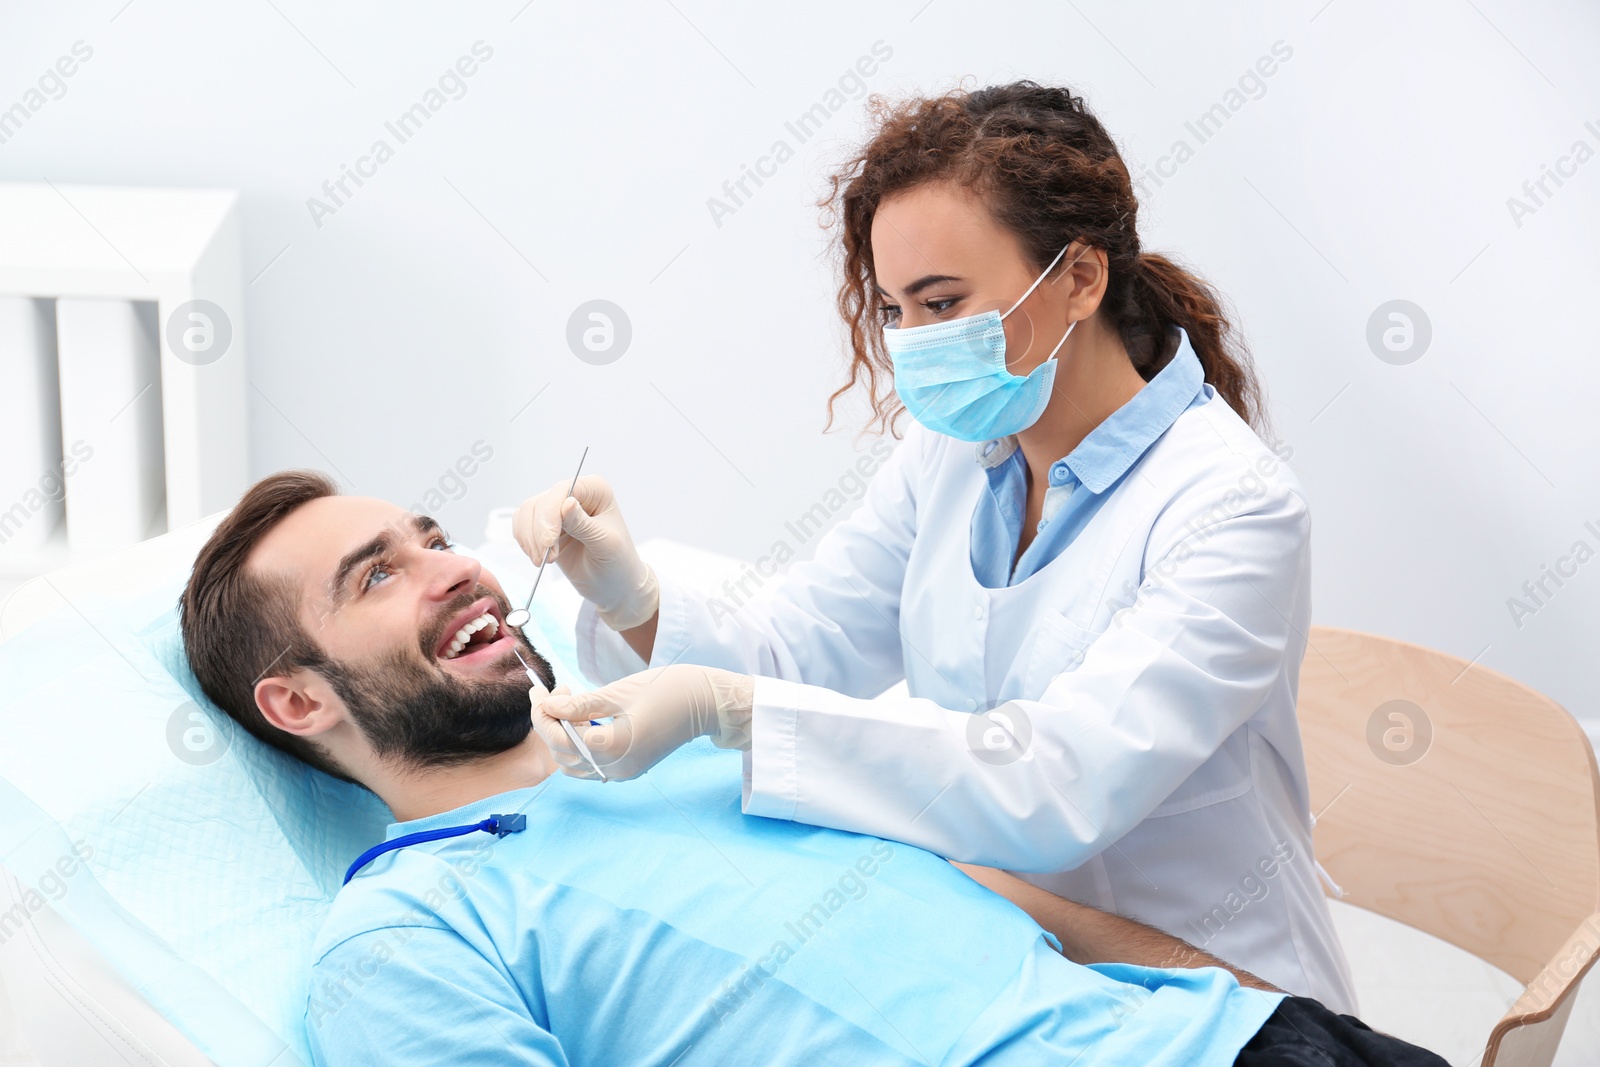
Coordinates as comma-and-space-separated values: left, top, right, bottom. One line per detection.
1145, 729, 1255, 818
1025, 609, 1255, 821
1024, 609, 1099, 685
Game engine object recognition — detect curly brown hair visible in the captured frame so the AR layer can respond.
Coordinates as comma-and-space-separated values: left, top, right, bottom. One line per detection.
821, 80, 1265, 437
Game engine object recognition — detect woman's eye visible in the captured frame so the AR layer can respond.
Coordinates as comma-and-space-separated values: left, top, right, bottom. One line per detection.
925, 298, 957, 315
877, 304, 901, 324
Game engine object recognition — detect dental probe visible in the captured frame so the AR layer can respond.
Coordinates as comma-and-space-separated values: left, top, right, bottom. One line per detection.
504, 445, 589, 630
515, 645, 608, 782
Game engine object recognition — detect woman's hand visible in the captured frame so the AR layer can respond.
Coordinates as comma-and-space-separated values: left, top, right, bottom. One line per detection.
532, 665, 754, 781
512, 475, 659, 632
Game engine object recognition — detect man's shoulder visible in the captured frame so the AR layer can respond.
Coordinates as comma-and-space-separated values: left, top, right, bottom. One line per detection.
312, 841, 495, 962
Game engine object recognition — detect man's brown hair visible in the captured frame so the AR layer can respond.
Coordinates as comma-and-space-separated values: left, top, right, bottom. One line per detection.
179, 469, 355, 782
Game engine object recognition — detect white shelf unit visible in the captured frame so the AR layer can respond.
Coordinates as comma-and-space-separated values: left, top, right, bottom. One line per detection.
0, 183, 248, 587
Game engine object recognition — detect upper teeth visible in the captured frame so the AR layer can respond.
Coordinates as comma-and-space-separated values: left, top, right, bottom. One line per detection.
442, 612, 498, 659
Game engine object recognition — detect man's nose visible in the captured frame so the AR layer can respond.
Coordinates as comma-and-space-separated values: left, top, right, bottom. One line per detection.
425, 543, 483, 599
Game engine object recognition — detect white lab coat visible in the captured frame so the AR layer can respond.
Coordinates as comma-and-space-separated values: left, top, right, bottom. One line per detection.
578, 387, 1358, 1013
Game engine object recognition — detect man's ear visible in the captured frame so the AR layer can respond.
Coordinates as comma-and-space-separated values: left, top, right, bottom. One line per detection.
255, 669, 340, 739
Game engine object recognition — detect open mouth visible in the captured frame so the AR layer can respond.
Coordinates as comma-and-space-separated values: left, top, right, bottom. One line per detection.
434, 598, 514, 666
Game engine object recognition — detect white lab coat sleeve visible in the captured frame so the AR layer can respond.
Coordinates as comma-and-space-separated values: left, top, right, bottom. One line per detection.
575, 431, 927, 696
743, 479, 1312, 873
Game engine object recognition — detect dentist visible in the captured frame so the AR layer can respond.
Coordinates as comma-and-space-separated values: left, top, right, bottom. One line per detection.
523, 81, 1356, 1012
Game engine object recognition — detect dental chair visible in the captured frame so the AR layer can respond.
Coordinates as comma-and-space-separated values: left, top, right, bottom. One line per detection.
0, 515, 226, 1065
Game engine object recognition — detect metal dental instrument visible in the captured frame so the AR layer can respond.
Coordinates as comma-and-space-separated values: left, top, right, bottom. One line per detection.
504, 446, 589, 630
515, 645, 608, 782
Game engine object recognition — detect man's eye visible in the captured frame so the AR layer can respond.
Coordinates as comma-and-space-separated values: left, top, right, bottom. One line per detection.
363, 536, 453, 592
363, 559, 393, 591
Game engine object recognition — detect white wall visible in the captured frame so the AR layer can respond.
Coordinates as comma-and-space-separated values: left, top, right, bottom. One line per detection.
2, 0, 1595, 744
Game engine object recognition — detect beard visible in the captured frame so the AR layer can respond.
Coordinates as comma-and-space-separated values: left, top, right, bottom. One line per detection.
312, 601, 557, 771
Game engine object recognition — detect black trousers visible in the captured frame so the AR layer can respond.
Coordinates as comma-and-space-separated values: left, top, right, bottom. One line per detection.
1235, 996, 1451, 1066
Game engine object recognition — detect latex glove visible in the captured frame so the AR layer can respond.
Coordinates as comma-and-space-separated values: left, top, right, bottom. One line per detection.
532, 665, 754, 781
513, 475, 659, 632
527, 681, 570, 703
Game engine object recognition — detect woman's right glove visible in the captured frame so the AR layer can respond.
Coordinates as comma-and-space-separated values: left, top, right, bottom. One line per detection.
533, 664, 755, 781
513, 475, 659, 632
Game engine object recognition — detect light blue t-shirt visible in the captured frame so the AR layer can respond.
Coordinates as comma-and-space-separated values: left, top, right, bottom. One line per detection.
306, 740, 1280, 1065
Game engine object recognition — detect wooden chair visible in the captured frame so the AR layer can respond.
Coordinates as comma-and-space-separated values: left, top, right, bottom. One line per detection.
1299, 626, 1600, 1067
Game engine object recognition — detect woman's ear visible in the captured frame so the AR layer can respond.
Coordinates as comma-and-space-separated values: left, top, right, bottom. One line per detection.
255, 669, 340, 739
1055, 241, 1110, 315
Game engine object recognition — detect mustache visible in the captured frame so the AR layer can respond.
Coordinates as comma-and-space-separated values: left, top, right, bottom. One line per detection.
419, 586, 512, 660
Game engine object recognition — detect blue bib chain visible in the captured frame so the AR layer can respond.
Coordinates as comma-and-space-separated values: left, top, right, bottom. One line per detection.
343, 813, 527, 885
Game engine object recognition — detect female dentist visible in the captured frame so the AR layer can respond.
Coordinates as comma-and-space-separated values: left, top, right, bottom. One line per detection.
524, 81, 1356, 1012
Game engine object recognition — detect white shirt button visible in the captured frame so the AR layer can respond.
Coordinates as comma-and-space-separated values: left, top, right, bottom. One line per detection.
973, 603, 985, 620
965, 698, 979, 711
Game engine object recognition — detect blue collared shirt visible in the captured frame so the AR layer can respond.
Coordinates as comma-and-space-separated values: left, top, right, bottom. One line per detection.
970, 330, 1209, 588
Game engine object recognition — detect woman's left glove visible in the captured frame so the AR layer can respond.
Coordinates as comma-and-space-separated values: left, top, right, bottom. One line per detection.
532, 664, 754, 781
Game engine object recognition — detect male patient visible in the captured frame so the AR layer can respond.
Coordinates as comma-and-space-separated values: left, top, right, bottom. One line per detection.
179, 470, 1445, 1066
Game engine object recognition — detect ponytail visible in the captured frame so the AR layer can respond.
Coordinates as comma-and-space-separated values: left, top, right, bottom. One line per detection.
1128, 252, 1263, 431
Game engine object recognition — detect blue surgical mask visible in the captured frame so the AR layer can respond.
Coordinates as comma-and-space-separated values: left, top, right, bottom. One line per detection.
883, 242, 1087, 442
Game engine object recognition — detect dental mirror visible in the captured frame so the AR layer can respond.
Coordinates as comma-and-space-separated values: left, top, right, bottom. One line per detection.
505, 446, 588, 630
